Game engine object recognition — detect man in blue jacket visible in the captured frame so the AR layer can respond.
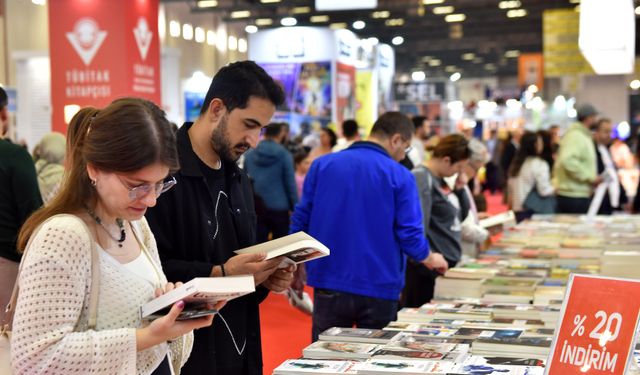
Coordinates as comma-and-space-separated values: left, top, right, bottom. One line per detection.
244, 122, 298, 242
290, 111, 449, 341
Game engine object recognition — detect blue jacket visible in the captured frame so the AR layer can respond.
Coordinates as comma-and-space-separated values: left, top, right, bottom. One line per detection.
290, 141, 430, 300
244, 140, 298, 211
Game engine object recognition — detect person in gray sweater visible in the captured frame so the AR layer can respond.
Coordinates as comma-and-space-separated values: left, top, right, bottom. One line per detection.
244, 122, 298, 242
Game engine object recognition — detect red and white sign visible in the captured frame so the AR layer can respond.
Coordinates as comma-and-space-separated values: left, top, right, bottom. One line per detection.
546, 274, 640, 375
48, 0, 160, 133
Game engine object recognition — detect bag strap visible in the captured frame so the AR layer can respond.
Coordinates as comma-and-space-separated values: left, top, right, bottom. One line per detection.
2, 215, 101, 332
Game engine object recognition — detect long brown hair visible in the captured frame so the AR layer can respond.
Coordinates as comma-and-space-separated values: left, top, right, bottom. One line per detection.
18, 98, 179, 251
509, 132, 540, 177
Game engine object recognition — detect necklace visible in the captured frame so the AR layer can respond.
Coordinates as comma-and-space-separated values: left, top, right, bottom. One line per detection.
86, 206, 126, 247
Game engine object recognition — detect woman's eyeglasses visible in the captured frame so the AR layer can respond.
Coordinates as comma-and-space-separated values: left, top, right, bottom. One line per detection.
116, 175, 177, 201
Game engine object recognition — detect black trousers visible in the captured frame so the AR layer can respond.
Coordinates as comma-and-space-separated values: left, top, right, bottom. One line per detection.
401, 257, 457, 308
556, 195, 591, 214
256, 209, 290, 243
151, 357, 172, 375
311, 288, 398, 341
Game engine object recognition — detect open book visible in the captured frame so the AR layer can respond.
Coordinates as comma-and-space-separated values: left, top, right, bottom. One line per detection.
140, 275, 255, 320
479, 211, 516, 229
234, 231, 330, 265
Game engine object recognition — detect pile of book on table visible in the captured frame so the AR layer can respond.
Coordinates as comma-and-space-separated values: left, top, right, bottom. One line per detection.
272, 215, 640, 374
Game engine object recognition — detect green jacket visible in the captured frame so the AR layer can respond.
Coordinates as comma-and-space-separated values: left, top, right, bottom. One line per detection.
552, 122, 596, 198
0, 139, 43, 261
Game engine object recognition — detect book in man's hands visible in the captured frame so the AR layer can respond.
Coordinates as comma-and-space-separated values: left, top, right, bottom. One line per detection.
140, 275, 255, 320
234, 231, 330, 265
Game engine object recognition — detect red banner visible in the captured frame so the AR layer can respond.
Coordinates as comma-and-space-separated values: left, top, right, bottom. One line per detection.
546, 274, 640, 375
335, 62, 356, 127
48, 0, 161, 133
518, 53, 544, 90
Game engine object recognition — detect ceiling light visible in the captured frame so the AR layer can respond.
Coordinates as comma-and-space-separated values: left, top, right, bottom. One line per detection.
450, 72, 461, 82
330, 22, 348, 29
631, 80, 640, 90
182, 24, 193, 40
391, 36, 404, 45
445, 14, 466, 22
353, 20, 366, 29
485, 63, 496, 70
367, 37, 379, 45
433, 6, 455, 14
422, 0, 444, 4
462, 53, 475, 60
421, 56, 432, 62
256, 18, 273, 26
293, 6, 311, 14
504, 49, 520, 58
207, 30, 216, 45
260, 0, 281, 3
412, 71, 426, 81
31, 0, 46, 4
197, 0, 218, 7
429, 59, 441, 66
385, 18, 405, 26
311, 15, 330, 22
228, 35, 238, 51
472, 57, 483, 63
569, 0, 580, 3
498, 0, 521, 9
195, 27, 205, 43
281, 17, 297, 26
239, 38, 247, 53
372, 11, 390, 18
231, 10, 251, 19
245, 25, 258, 34
636, 6, 640, 14
169, 21, 181, 37
506, 9, 527, 18
445, 65, 457, 72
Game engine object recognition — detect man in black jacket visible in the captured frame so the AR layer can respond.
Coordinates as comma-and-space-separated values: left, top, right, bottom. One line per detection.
593, 118, 627, 214
146, 61, 292, 375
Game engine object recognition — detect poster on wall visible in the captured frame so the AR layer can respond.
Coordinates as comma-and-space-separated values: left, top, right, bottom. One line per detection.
260, 61, 332, 133
184, 91, 205, 122
335, 62, 356, 125
376, 44, 395, 115
48, 0, 161, 133
356, 70, 376, 134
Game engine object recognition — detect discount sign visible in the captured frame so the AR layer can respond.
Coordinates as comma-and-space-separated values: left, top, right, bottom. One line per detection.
546, 274, 640, 374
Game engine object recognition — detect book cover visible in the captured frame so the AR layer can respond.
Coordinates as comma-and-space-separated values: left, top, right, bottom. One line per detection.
318, 327, 399, 344
357, 359, 454, 374
273, 359, 360, 374
302, 341, 380, 360
235, 231, 330, 264
140, 275, 255, 319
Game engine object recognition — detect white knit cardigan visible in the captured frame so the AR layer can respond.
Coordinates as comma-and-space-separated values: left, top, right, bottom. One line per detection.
10, 214, 192, 375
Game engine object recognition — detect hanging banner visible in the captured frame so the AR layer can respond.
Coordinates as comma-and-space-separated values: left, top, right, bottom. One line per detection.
543, 9, 594, 78
546, 274, 640, 375
335, 62, 356, 125
48, 0, 161, 133
518, 53, 544, 90
355, 70, 376, 135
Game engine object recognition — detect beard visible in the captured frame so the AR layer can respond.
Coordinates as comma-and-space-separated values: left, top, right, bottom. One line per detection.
210, 115, 251, 162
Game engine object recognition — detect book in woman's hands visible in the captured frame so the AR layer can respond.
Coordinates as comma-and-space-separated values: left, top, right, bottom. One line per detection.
234, 231, 330, 265
140, 275, 255, 320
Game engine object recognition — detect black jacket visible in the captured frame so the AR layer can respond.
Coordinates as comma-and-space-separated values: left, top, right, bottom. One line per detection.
146, 123, 269, 375
594, 142, 627, 215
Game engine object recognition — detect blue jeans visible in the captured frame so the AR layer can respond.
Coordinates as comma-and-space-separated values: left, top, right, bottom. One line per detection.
311, 288, 398, 341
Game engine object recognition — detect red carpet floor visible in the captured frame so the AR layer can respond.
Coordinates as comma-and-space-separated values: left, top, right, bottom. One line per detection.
260, 191, 508, 374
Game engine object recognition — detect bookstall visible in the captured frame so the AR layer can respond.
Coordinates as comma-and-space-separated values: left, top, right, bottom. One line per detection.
272, 215, 640, 374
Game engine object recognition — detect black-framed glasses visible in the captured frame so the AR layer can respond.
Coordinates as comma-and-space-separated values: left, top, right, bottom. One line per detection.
405, 145, 414, 154
116, 175, 177, 201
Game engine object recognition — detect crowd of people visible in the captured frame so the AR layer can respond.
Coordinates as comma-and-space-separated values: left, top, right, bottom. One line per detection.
0, 60, 636, 374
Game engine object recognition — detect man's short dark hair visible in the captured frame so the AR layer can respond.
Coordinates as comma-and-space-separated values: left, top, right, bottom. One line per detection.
370, 112, 414, 140
0, 86, 8, 111
342, 119, 358, 138
200, 61, 285, 115
264, 122, 283, 138
411, 116, 427, 134
595, 118, 612, 131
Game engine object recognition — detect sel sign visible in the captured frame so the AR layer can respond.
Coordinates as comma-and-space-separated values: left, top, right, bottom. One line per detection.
546, 274, 640, 375
394, 82, 445, 103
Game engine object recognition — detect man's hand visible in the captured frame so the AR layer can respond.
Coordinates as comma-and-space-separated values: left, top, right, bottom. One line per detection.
421, 252, 449, 274
592, 175, 604, 187
222, 253, 282, 285
262, 263, 296, 293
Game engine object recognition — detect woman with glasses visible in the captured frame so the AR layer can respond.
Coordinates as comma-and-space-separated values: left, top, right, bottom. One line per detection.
401, 134, 471, 308
10, 98, 218, 374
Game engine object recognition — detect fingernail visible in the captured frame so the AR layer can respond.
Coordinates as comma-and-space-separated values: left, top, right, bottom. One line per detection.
177, 300, 185, 308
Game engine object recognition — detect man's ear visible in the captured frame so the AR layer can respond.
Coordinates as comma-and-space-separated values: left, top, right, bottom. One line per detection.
205, 98, 226, 124
390, 133, 403, 147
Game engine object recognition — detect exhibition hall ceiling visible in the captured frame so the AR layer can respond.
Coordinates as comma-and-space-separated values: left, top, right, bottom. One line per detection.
165, 0, 640, 78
